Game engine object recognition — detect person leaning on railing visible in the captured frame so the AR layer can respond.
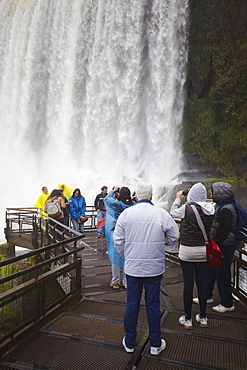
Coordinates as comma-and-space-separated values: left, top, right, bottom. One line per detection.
34, 186, 50, 219
44, 189, 66, 232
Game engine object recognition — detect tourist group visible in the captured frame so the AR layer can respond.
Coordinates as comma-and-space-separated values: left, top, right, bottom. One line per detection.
34, 180, 242, 355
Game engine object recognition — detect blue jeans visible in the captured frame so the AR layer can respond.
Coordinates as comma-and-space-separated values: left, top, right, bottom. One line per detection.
97, 210, 106, 236
205, 245, 235, 307
180, 260, 207, 319
71, 218, 84, 234
124, 274, 162, 349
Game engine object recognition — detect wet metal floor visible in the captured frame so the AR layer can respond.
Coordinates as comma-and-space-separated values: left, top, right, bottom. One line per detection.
1, 230, 247, 369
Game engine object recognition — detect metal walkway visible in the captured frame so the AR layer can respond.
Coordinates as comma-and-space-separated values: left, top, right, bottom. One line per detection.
1, 230, 247, 370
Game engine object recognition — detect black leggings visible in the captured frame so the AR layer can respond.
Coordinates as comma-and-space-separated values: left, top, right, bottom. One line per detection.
180, 260, 207, 319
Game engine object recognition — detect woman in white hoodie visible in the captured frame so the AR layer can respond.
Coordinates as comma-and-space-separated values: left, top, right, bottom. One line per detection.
170, 183, 215, 329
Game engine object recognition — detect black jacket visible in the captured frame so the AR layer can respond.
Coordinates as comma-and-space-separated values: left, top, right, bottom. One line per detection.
210, 182, 237, 246
180, 203, 214, 246
94, 193, 107, 211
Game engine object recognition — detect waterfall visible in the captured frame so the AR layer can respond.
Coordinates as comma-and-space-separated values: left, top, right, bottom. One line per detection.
0, 0, 188, 240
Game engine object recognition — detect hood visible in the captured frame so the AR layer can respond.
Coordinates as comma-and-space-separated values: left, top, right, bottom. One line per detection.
212, 182, 235, 205
187, 182, 215, 215
187, 183, 207, 203
58, 183, 72, 200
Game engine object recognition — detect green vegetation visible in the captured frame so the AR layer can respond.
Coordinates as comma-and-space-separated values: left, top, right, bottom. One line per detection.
0, 242, 15, 257
184, 0, 247, 185
0, 252, 20, 293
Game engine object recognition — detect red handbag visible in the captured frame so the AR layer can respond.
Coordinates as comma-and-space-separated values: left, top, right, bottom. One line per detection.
191, 205, 224, 268
80, 216, 88, 223
206, 238, 224, 268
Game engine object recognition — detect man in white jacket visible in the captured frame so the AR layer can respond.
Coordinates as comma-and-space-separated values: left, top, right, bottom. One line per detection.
114, 182, 179, 355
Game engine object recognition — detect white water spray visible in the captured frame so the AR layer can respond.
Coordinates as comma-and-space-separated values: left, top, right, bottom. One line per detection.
0, 0, 189, 241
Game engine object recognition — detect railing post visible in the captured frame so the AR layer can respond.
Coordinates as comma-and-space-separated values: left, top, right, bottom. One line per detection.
40, 217, 43, 248
18, 212, 21, 237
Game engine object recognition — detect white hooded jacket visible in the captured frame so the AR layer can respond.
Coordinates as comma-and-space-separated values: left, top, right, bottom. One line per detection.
170, 182, 215, 262
113, 200, 179, 277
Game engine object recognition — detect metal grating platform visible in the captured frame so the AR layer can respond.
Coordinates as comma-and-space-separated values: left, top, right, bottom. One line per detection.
137, 359, 194, 370
42, 313, 147, 345
1, 333, 134, 370
141, 332, 247, 370
162, 311, 247, 342
70, 299, 148, 324
164, 281, 247, 318
1, 234, 247, 370
88, 289, 167, 309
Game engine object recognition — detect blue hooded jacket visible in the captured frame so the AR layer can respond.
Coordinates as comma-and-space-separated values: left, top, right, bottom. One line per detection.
69, 195, 86, 220
104, 190, 133, 267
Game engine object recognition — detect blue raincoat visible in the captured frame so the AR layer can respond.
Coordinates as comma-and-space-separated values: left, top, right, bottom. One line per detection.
69, 195, 86, 220
104, 190, 133, 267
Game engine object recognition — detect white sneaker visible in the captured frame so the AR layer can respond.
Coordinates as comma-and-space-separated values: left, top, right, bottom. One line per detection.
196, 314, 208, 327
122, 337, 134, 353
178, 315, 193, 329
150, 339, 166, 355
212, 304, 235, 313
193, 297, 214, 304
110, 282, 120, 290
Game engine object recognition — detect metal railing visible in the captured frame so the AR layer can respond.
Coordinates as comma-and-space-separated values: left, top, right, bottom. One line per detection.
0, 233, 86, 359
4, 206, 98, 249
1, 207, 247, 359
232, 246, 247, 305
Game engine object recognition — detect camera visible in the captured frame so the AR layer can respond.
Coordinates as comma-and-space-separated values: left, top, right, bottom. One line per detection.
182, 189, 189, 196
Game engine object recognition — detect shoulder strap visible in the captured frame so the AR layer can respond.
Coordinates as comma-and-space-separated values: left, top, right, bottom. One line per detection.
191, 204, 208, 244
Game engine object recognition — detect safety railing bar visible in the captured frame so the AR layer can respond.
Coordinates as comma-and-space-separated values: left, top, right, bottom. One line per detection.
0, 285, 80, 347
0, 245, 84, 285
0, 235, 85, 268
6, 207, 37, 210
233, 255, 247, 267
40, 212, 86, 236
0, 260, 81, 304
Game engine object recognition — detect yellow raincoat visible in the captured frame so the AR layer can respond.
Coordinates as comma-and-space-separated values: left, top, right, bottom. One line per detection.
34, 190, 50, 218
58, 183, 72, 201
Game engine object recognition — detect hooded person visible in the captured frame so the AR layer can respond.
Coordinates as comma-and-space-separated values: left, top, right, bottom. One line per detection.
170, 182, 215, 329
104, 186, 134, 289
194, 182, 237, 313
58, 183, 72, 201
69, 188, 87, 235
34, 186, 50, 218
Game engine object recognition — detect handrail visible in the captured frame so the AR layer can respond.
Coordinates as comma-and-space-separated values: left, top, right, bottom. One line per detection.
4, 206, 97, 249
0, 228, 87, 356
6, 206, 98, 229
0, 237, 85, 285
5, 206, 98, 247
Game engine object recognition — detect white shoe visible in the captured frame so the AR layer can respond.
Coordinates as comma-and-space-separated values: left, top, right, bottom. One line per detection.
122, 337, 134, 353
212, 304, 235, 313
110, 282, 120, 290
178, 315, 193, 329
150, 339, 166, 355
196, 314, 208, 327
193, 297, 214, 304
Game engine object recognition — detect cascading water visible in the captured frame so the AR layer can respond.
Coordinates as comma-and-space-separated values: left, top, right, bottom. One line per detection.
0, 0, 189, 240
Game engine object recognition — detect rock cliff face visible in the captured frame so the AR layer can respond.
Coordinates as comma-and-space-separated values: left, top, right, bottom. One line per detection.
184, 0, 247, 186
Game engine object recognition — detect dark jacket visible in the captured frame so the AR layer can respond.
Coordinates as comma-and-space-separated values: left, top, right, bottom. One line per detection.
180, 203, 214, 246
94, 193, 107, 211
210, 182, 237, 246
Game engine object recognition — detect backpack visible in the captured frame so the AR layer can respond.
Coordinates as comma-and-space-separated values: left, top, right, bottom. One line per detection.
217, 202, 247, 241
46, 199, 62, 218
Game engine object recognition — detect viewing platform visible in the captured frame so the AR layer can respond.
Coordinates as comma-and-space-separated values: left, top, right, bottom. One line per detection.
0, 208, 247, 369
